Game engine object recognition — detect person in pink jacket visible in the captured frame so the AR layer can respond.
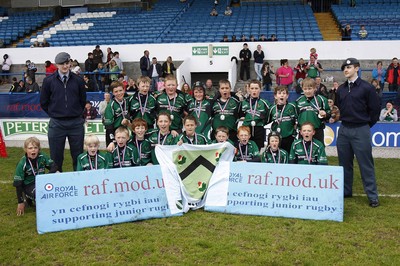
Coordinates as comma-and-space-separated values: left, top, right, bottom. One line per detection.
276, 59, 294, 91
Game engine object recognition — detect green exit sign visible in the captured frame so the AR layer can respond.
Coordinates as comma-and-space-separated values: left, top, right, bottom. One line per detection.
212, 46, 229, 55
192, 46, 208, 56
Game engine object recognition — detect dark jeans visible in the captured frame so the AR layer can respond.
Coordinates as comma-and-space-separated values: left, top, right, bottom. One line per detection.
48, 117, 85, 172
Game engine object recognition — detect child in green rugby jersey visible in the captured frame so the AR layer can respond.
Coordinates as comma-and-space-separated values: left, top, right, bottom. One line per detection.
260, 131, 288, 164
77, 134, 112, 171
14, 137, 58, 216
268, 85, 298, 153
175, 114, 209, 145
289, 122, 327, 165
130, 118, 152, 166
110, 127, 139, 168
234, 126, 260, 162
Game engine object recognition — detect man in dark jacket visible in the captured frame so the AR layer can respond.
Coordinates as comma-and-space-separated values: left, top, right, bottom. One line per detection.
140, 50, 150, 77
148, 57, 162, 92
40, 52, 86, 172
239, 43, 252, 81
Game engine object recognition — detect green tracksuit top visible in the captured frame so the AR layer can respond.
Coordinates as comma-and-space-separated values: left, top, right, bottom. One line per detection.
289, 138, 328, 165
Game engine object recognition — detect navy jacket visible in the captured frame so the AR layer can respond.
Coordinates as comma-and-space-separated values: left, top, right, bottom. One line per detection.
40, 72, 86, 118
337, 77, 380, 127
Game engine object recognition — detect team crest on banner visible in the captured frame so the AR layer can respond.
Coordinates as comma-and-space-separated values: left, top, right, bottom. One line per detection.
156, 143, 234, 213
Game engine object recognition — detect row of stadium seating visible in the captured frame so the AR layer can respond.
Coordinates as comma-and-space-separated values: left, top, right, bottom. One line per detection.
331, 3, 400, 40
4, 0, 400, 47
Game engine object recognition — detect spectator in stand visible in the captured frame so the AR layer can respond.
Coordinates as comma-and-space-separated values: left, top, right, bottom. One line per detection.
108, 59, 120, 82
294, 58, 307, 84
148, 57, 162, 92
140, 50, 150, 77
253, 45, 265, 81
267, 34, 278, 41
106, 47, 113, 65
341, 24, 352, 41
259, 34, 267, 41
9, 77, 25, 93
371, 79, 382, 106
112, 52, 123, 71
84, 52, 96, 87
305, 55, 323, 79
40, 52, 86, 171
386, 57, 400, 92
98, 92, 111, 120
240, 34, 248, 42
315, 77, 328, 98
329, 81, 339, 107
71, 60, 81, 75
379, 100, 398, 122
83, 101, 98, 121
261, 62, 274, 91
205, 79, 217, 99
181, 82, 192, 96
1, 54, 12, 84
83, 74, 96, 92
40, 39, 50, 47
372, 61, 386, 91
162, 56, 176, 78
126, 77, 138, 93
239, 43, 252, 81
328, 99, 340, 123
94, 62, 106, 92
25, 76, 39, 93
221, 35, 229, 42
276, 59, 294, 90
308, 48, 318, 65
210, 7, 218, 16
92, 45, 103, 66
45, 60, 57, 76
358, 25, 368, 40
231, 35, 238, 42
224, 6, 232, 16
249, 35, 256, 42
24, 60, 37, 83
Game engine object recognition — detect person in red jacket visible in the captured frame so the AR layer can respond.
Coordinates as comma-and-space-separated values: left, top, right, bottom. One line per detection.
44, 60, 57, 76
386, 57, 400, 92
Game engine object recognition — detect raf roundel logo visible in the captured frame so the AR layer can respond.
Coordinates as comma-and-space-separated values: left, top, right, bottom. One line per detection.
44, 183, 54, 191
346, 60, 351, 64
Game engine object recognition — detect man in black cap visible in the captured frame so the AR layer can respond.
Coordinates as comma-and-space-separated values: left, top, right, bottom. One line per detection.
40, 52, 86, 172
336, 58, 381, 207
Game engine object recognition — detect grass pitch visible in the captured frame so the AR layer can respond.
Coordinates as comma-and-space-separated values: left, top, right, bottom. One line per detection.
0, 147, 399, 265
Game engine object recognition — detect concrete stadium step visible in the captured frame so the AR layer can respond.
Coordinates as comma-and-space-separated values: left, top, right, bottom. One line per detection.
315, 12, 341, 41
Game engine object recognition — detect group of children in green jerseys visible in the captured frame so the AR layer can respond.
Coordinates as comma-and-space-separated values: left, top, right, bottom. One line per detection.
13, 74, 329, 215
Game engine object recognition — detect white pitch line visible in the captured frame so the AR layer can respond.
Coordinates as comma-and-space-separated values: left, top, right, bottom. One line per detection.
0, 180, 13, 184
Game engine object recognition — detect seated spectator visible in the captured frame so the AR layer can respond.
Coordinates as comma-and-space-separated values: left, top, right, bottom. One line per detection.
249, 35, 256, 42
224, 6, 232, 16
231, 35, 238, 42
341, 24, 352, 41
315, 77, 328, 98
268, 34, 278, 41
30, 41, 39, 48
240, 34, 247, 42
40, 39, 50, 47
259, 34, 267, 42
379, 100, 398, 122
83, 101, 98, 121
25, 76, 39, 93
221, 35, 229, 42
358, 25, 368, 40
328, 99, 340, 123
71, 60, 81, 75
210, 8, 218, 16
9, 77, 25, 93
